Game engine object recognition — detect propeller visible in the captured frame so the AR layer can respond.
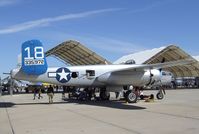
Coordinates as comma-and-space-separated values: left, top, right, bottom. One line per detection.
3, 71, 14, 95
3, 72, 11, 75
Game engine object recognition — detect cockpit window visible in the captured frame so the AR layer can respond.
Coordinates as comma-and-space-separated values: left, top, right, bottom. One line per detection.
86, 70, 95, 76
124, 59, 136, 64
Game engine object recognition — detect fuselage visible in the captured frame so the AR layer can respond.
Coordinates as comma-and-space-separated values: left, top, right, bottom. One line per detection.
11, 64, 161, 87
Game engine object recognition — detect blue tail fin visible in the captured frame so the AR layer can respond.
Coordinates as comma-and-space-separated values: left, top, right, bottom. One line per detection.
21, 40, 48, 75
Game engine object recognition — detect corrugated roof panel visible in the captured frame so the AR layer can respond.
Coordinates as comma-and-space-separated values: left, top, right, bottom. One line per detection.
45, 40, 111, 65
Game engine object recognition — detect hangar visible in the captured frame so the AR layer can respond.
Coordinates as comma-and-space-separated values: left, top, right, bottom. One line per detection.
45, 40, 111, 65
114, 45, 199, 77
45, 41, 199, 77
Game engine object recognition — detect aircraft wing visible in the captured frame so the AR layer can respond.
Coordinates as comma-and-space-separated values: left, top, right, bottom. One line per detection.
111, 58, 195, 74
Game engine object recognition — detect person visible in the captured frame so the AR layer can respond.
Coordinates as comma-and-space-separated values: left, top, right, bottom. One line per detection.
134, 87, 140, 97
33, 88, 38, 100
62, 86, 67, 99
139, 89, 147, 100
47, 85, 54, 103
56, 85, 59, 92
38, 87, 43, 99
144, 94, 154, 102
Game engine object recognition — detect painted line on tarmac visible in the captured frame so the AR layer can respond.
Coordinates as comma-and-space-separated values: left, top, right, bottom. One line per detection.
1, 98, 15, 134
144, 110, 199, 121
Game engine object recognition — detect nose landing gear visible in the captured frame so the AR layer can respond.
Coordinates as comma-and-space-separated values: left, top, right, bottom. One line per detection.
156, 87, 166, 100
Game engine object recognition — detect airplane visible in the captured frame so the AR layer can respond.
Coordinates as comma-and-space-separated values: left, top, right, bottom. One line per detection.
11, 40, 194, 103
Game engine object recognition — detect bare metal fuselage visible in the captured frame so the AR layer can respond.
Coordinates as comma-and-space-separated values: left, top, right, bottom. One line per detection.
11, 65, 161, 88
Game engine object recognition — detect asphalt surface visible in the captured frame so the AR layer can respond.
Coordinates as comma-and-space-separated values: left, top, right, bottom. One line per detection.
0, 89, 199, 134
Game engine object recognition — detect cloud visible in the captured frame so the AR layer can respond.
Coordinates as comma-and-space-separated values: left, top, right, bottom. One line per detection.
22, 29, 147, 62
39, 31, 146, 55
0, 8, 122, 34
130, 1, 170, 14
71, 35, 148, 61
54, 32, 146, 54
0, 0, 18, 7
82, 36, 147, 54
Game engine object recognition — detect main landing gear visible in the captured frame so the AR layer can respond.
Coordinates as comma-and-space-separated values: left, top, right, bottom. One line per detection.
124, 90, 138, 103
67, 87, 139, 103
100, 88, 138, 103
67, 87, 111, 101
121, 85, 138, 103
99, 89, 110, 100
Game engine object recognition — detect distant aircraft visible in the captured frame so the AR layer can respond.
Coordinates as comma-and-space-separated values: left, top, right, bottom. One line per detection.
1, 76, 28, 92
11, 40, 193, 103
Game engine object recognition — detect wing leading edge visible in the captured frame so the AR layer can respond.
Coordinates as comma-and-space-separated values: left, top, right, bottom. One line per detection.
109, 58, 195, 74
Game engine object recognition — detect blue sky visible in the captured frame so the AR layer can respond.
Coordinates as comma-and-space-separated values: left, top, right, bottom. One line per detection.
0, 0, 199, 77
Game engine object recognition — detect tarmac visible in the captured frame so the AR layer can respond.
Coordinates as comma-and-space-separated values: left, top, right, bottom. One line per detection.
0, 89, 199, 134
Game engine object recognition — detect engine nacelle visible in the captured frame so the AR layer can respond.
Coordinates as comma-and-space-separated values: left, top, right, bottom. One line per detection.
143, 69, 161, 86
97, 69, 161, 87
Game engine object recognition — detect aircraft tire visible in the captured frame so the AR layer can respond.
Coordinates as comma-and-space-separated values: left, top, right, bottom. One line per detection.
156, 92, 164, 100
100, 91, 110, 100
68, 93, 71, 99
125, 90, 137, 103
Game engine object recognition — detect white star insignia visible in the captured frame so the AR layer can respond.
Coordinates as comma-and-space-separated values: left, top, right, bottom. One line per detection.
57, 69, 70, 81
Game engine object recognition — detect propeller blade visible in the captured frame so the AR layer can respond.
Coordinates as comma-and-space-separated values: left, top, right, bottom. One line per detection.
3, 72, 11, 75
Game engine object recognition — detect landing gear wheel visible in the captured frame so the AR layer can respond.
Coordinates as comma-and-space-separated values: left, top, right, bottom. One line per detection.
125, 90, 137, 103
68, 93, 71, 99
78, 91, 87, 101
156, 92, 164, 100
100, 91, 110, 100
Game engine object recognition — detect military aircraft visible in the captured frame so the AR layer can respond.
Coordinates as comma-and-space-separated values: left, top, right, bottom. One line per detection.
11, 40, 193, 103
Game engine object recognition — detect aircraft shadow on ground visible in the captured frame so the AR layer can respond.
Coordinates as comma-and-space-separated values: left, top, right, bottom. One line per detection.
62, 98, 146, 110
0, 101, 66, 108
0, 102, 16, 108
0, 99, 146, 110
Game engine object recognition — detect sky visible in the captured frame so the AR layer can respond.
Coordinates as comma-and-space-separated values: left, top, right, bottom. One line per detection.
0, 0, 199, 78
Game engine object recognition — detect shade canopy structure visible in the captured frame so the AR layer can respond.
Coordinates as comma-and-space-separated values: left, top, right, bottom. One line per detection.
46, 40, 199, 77
45, 40, 111, 65
115, 45, 199, 77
